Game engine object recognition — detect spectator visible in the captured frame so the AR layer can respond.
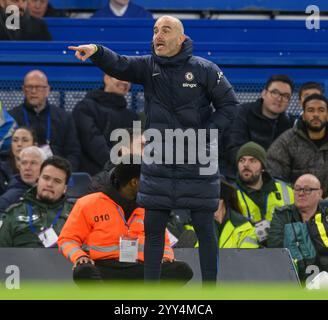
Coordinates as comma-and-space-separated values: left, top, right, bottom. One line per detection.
299, 82, 324, 108
27, 0, 67, 18
89, 127, 145, 193
235, 142, 294, 244
0, 0, 52, 40
0, 146, 45, 213
0, 100, 17, 153
267, 94, 328, 197
168, 180, 259, 249
9, 70, 81, 171
226, 75, 294, 175
69, 15, 239, 283
0, 126, 37, 194
93, 0, 152, 19
72, 74, 139, 175
58, 159, 193, 285
0, 156, 73, 247
268, 174, 328, 280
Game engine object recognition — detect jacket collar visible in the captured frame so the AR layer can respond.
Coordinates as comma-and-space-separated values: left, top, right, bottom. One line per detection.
152, 37, 193, 66
23, 187, 67, 209
23, 100, 50, 115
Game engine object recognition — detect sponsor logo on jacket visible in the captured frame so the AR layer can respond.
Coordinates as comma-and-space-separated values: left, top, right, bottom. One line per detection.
183, 72, 197, 88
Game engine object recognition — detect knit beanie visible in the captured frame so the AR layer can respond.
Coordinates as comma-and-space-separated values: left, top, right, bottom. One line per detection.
236, 141, 267, 168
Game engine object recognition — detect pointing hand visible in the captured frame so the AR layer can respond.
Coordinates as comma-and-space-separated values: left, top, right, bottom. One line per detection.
68, 44, 98, 61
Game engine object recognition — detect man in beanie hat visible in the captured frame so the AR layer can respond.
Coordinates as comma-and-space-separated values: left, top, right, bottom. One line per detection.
235, 141, 294, 244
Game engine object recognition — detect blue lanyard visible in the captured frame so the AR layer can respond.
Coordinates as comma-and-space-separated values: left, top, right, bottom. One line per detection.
23, 106, 52, 144
117, 206, 136, 229
27, 204, 62, 234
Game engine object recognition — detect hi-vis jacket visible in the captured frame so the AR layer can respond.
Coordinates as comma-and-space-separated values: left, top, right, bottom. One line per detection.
218, 209, 259, 249
58, 192, 174, 264
237, 180, 294, 223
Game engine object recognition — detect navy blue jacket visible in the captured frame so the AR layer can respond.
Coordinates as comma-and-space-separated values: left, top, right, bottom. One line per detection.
9, 102, 81, 171
0, 174, 31, 213
72, 89, 139, 175
90, 38, 239, 211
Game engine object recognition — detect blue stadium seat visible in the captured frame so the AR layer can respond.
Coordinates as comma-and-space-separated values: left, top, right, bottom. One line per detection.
67, 172, 91, 200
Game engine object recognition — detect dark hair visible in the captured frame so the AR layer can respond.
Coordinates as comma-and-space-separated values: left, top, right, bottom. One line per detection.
40, 156, 72, 184
112, 156, 141, 189
302, 94, 328, 110
264, 75, 294, 92
298, 82, 324, 99
220, 180, 241, 213
13, 126, 38, 144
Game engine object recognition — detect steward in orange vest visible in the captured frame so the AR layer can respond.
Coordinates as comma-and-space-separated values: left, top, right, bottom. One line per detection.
58, 160, 193, 284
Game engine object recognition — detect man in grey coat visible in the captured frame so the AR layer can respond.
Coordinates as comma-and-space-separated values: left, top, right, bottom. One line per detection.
267, 94, 328, 196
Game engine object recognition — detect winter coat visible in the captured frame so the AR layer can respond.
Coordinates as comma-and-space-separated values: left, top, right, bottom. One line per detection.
90, 38, 239, 212
72, 89, 139, 175
227, 98, 293, 165
9, 101, 81, 171
0, 187, 73, 247
267, 121, 328, 196
0, 174, 31, 213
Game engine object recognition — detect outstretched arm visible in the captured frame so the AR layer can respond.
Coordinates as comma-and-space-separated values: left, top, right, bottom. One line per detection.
68, 44, 148, 84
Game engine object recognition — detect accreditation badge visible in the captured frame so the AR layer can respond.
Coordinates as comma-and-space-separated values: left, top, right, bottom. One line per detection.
119, 236, 138, 263
38, 227, 58, 248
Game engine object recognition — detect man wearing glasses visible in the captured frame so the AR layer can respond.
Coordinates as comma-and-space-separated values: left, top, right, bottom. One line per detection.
267, 94, 328, 197
268, 174, 328, 280
9, 70, 81, 171
225, 75, 294, 179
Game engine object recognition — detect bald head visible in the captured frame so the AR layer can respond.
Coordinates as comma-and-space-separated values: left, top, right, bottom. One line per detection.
24, 70, 48, 85
153, 15, 186, 57
294, 174, 321, 189
23, 70, 50, 112
294, 174, 323, 215
156, 16, 184, 35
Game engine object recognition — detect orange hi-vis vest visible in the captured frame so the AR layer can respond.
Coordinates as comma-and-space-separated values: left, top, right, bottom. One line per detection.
58, 192, 174, 264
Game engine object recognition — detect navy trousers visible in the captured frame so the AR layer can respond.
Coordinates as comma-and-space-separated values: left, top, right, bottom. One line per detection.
144, 209, 218, 282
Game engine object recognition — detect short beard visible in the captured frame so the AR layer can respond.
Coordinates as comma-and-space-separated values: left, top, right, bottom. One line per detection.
37, 195, 59, 204
240, 172, 261, 187
305, 120, 326, 132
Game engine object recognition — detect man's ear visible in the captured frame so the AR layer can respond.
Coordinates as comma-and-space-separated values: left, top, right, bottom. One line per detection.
260, 89, 267, 100
179, 34, 186, 45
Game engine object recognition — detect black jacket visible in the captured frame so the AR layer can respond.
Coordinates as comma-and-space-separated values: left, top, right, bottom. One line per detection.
0, 9, 51, 41
91, 38, 238, 211
0, 174, 31, 213
72, 89, 139, 175
9, 101, 81, 171
227, 98, 293, 164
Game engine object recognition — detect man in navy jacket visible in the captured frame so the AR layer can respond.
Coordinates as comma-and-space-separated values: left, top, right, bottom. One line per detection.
9, 70, 81, 171
69, 15, 239, 283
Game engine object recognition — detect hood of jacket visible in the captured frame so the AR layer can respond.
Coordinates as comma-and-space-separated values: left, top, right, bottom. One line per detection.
85, 89, 127, 109
152, 36, 193, 66
101, 169, 137, 220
